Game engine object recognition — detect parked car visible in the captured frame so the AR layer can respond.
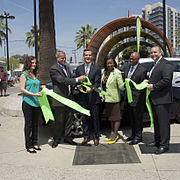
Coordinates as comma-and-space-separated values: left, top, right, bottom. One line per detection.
120, 57, 180, 123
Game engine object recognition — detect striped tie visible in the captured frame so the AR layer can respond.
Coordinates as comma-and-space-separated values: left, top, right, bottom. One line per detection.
63, 68, 71, 96
85, 64, 88, 75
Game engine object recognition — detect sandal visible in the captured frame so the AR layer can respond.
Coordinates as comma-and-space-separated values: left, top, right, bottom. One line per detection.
108, 135, 119, 144
33, 145, 41, 151
27, 148, 37, 153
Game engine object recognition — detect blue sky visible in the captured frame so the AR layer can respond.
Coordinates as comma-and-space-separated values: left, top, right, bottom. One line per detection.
0, 0, 180, 61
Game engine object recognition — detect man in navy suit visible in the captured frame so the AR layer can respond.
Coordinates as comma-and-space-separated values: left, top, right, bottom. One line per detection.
49, 51, 85, 148
76, 49, 101, 146
124, 52, 147, 145
146, 46, 173, 154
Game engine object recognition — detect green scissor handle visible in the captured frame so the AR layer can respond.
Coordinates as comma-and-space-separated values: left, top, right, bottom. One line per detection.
79, 76, 92, 93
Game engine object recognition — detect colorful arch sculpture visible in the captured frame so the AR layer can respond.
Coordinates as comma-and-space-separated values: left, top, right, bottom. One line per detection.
97, 30, 163, 67
88, 17, 173, 63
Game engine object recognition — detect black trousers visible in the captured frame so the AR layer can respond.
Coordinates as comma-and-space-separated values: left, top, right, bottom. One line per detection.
151, 103, 170, 148
22, 101, 40, 149
53, 106, 72, 142
127, 104, 144, 140
82, 104, 100, 139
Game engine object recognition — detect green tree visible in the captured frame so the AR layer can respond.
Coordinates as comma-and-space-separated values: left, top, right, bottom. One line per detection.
0, 17, 11, 46
0, 57, 20, 71
25, 25, 39, 49
122, 45, 149, 60
11, 54, 28, 64
74, 24, 97, 49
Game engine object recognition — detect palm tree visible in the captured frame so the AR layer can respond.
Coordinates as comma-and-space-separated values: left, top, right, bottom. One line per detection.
25, 25, 39, 49
0, 18, 11, 46
39, 0, 56, 84
74, 24, 97, 49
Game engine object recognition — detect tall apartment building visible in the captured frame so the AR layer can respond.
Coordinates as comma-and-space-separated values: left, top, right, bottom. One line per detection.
142, 2, 180, 50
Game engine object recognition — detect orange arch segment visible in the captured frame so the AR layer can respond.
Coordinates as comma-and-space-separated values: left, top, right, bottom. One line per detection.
88, 17, 173, 61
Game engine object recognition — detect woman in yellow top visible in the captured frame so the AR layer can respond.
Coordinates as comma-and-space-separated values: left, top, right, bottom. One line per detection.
101, 57, 125, 144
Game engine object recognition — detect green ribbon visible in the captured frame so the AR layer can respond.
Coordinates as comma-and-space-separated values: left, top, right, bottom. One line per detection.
136, 17, 141, 53
38, 89, 55, 124
125, 78, 154, 128
38, 88, 90, 124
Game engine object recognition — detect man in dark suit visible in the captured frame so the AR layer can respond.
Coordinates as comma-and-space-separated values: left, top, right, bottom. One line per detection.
146, 46, 173, 154
76, 48, 101, 146
124, 52, 147, 145
49, 51, 85, 148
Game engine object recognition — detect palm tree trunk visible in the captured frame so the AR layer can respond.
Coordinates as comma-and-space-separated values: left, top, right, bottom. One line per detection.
39, 0, 56, 84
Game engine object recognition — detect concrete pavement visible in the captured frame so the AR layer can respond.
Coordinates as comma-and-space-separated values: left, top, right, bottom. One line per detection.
0, 85, 180, 180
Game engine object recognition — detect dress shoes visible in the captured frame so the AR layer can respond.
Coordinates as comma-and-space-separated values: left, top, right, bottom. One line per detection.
64, 138, 77, 145
94, 139, 99, 146
155, 147, 169, 154
146, 142, 160, 148
129, 139, 142, 145
27, 149, 37, 153
126, 136, 134, 142
52, 141, 59, 148
81, 138, 90, 145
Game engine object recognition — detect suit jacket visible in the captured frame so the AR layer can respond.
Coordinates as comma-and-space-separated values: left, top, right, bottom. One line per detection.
101, 68, 124, 103
149, 57, 173, 105
124, 63, 147, 107
49, 63, 76, 107
76, 63, 101, 108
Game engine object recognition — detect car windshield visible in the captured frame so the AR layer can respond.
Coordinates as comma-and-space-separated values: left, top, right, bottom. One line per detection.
140, 62, 154, 72
170, 61, 180, 72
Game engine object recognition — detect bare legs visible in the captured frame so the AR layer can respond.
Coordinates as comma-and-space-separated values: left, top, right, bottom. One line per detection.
110, 121, 120, 140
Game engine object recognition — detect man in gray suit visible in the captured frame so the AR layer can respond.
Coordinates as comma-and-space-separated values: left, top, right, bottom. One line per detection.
49, 51, 85, 148
146, 46, 173, 154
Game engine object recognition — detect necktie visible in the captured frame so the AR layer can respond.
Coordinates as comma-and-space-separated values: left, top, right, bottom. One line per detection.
128, 66, 134, 78
130, 66, 134, 72
63, 68, 71, 96
149, 62, 156, 78
85, 64, 88, 75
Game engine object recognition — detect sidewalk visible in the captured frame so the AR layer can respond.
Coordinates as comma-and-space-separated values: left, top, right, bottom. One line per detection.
0, 88, 180, 179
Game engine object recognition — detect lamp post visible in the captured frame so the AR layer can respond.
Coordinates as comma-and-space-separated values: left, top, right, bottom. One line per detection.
163, 0, 167, 56
0, 12, 15, 71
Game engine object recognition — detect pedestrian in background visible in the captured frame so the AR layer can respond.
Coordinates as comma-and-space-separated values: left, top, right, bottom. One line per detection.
20, 56, 42, 153
102, 57, 124, 144
0, 66, 8, 96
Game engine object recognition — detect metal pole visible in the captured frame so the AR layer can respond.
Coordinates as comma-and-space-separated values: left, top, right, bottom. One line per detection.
163, 0, 167, 56
0, 12, 15, 71
5, 17, 10, 71
34, 0, 38, 61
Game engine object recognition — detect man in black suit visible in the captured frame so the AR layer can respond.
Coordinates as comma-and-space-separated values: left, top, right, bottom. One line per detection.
49, 51, 85, 148
146, 46, 173, 154
124, 52, 147, 145
76, 48, 101, 146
